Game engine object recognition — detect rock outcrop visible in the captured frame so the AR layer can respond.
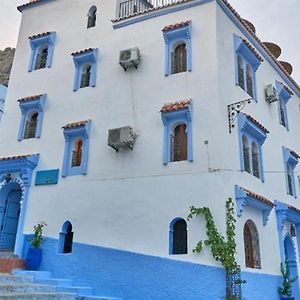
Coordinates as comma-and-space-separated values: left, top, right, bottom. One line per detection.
0, 47, 15, 87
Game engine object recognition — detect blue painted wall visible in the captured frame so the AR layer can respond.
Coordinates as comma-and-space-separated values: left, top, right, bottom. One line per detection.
24, 236, 281, 299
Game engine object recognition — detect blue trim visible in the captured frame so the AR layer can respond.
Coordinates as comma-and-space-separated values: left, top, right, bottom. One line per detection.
62, 121, 91, 177
163, 22, 192, 76
233, 35, 261, 100
217, 0, 300, 98
28, 32, 56, 72
235, 185, 273, 225
283, 147, 298, 198
72, 49, 98, 92
113, 0, 213, 29
161, 101, 193, 164
21, 235, 281, 300
237, 113, 267, 181
18, 94, 46, 141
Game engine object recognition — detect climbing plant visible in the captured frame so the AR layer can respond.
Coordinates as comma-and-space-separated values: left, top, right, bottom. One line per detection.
187, 198, 244, 299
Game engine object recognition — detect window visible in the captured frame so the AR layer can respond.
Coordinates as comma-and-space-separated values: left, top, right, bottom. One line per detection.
244, 220, 261, 269
234, 35, 262, 99
62, 120, 91, 177
160, 100, 193, 165
28, 32, 56, 72
283, 147, 299, 198
87, 6, 97, 28
72, 48, 98, 91
169, 218, 187, 255
162, 21, 192, 76
238, 113, 269, 181
276, 81, 292, 130
58, 221, 73, 254
17, 94, 46, 141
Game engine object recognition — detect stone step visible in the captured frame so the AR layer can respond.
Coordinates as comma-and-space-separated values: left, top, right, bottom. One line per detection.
0, 292, 77, 300
35, 278, 73, 287
0, 274, 34, 284
56, 286, 93, 296
13, 270, 52, 280
0, 283, 56, 293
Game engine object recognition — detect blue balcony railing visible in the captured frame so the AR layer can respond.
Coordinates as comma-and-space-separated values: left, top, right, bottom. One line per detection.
117, 0, 183, 19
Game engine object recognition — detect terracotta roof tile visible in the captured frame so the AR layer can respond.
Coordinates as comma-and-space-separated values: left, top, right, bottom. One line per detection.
17, 94, 44, 102
160, 100, 191, 113
288, 205, 300, 215
71, 48, 94, 57
28, 32, 51, 40
242, 39, 263, 62
240, 187, 274, 207
17, 0, 45, 12
0, 154, 35, 161
244, 113, 270, 134
62, 120, 89, 129
286, 148, 300, 159
162, 20, 190, 32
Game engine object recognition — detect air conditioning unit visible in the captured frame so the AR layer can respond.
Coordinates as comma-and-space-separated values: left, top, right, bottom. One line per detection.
108, 126, 137, 151
265, 84, 279, 103
119, 47, 140, 71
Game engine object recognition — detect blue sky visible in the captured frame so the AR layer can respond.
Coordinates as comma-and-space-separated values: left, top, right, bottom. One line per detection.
0, 0, 299, 82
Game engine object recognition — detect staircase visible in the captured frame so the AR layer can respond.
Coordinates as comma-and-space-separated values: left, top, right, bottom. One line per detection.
0, 270, 121, 300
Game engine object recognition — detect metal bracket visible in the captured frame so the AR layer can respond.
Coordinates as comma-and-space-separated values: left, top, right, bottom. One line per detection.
228, 98, 253, 133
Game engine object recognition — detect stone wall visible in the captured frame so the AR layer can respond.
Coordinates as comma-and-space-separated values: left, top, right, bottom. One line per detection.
0, 47, 15, 87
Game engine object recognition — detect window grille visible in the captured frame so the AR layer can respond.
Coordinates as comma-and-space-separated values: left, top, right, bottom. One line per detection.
287, 167, 294, 196
171, 124, 187, 162
172, 44, 187, 74
71, 139, 83, 167
279, 99, 286, 127
242, 136, 250, 173
246, 64, 253, 97
87, 6, 97, 28
80, 65, 91, 88
35, 47, 48, 70
251, 143, 260, 178
237, 56, 244, 89
24, 113, 38, 139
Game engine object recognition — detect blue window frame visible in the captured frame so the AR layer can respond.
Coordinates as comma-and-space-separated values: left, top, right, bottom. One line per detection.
62, 120, 91, 177
17, 94, 46, 141
162, 21, 192, 76
28, 32, 56, 72
72, 48, 98, 91
160, 100, 193, 165
283, 147, 298, 198
276, 81, 292, 130
169, 218, 187, 255
234, 35, 262, 100
238, 113, 268, 181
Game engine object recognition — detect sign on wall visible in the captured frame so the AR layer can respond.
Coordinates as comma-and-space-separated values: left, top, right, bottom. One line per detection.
35, 169, 59, 186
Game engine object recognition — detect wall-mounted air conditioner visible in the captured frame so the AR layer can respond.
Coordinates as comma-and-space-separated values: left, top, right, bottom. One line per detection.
119, 47, 140, 71
265, 84, 279, 103
108, 126, 137, 151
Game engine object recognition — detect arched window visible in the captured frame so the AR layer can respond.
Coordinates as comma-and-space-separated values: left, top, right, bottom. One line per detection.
35, 45, 48, 70
237, 55, 244, 89
170, 218, 187, 255
24, 112, 38, 139
87, 6, 97, 28
251, 142, 260, 178
171, 123, 187, 162
71, 139, 83, 167
242, 135, 250, 173
172, 43, 187, 74
80, 64, 91, 88
244, 220, 261, 269
246, 64, 253, 97
59, 221, 73, 254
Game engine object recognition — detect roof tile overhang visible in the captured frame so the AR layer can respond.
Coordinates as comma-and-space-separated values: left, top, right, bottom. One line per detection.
160, 100, 191, 113
244, 113, 270, 134
28, 32, 51, 40
62, 120, 89, 129
240, 187, 274, 207
162, 20, 191, 32
17, 94, 44, 103
71, 48, 94, 57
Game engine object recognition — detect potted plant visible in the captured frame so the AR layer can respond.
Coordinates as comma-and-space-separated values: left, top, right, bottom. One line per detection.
278, 258, 297, 300
26, 221, 47, 270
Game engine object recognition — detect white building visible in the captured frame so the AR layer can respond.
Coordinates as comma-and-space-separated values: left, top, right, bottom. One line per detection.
0, 85, 6, 123
0, 0, 300, 299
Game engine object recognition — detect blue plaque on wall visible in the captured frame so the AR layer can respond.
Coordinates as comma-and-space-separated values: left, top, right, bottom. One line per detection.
35, 169, 59, 186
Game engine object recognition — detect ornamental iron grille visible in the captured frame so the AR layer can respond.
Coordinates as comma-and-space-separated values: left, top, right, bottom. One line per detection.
251, 142, 260, 178
171, 43, 187, 74
170, 124, 187, 162
228, 98, 253, 133
24, 112, 38, 139
226, 269, 242, 300
34, 47, 48, 70
242, 136, 250, 173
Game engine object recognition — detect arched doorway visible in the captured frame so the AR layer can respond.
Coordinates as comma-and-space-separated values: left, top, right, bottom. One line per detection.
284, 235, 300, 297
0, 181, 22, 250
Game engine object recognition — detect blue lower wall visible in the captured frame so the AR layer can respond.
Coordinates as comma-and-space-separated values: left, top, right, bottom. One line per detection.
23, 236, 282, 299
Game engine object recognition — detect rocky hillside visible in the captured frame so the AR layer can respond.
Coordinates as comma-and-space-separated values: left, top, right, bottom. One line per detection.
0, 47, 15, 86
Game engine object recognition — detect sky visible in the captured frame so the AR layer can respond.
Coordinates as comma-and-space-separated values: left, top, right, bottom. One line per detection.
0, 0, 299, 83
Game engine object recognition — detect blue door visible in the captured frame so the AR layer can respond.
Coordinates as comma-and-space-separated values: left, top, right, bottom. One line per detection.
0, 190, 22, 250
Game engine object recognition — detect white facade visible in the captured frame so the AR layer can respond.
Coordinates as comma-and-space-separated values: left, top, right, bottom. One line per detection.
1, 0, 300, 298
0, 84, 6, 123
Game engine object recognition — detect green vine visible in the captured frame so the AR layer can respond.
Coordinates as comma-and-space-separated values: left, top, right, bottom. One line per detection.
278, 257, 297, 297
187, 198, 239, 273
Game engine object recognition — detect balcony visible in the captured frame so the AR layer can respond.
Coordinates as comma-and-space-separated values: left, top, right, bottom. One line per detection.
116, 0, 186, 19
